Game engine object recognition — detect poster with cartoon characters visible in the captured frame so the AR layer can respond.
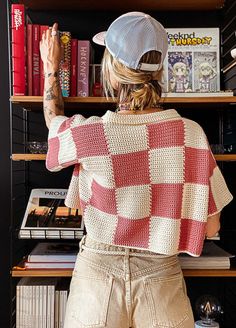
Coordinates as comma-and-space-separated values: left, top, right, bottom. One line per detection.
163, 28, 220, 93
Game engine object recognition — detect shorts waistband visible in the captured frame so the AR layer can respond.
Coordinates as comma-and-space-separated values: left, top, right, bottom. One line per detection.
79, 235, 173, 258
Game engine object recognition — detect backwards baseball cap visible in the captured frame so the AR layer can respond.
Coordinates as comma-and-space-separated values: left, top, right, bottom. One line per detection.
93, 12, 168, 72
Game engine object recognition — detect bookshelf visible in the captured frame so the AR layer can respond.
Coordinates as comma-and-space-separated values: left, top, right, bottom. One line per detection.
11, 266, 236, 278
2, 0, 236, 327
11, 153, 236, 162
18, 0, 225, 11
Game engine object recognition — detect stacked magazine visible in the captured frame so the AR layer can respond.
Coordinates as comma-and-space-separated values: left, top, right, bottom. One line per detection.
19, 189, 85, 239
24, 242, 79, 269
16, 277, 69, 328
178, 241, 234, 269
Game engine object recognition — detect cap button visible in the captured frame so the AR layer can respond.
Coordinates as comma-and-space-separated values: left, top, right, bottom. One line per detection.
144, 14, 150, 18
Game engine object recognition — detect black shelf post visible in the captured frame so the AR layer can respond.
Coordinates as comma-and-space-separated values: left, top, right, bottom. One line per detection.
0, 0, 12, 327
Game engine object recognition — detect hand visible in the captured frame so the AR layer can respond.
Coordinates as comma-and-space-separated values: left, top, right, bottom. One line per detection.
40, 22, 64, 73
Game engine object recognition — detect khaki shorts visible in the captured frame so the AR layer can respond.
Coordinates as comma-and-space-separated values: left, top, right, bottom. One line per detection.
64, 235, 194, 328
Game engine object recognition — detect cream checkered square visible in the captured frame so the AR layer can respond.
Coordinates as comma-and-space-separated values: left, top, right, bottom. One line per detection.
48, 116, 68, 138
116, 185, 151, 219
79, 168, 93, 203
104, 124, 148, 154
182, 183, 209, 222
58, 129, 77, 165
84, 206, 118, 244
149, 217, 181, 254
83, 155, 115, 188
183, 118, 208, 149
149, 147, 184, 183
210, 166, 233, 212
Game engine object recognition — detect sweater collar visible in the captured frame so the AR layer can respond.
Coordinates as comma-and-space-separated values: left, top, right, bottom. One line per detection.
102, 109, 180, 125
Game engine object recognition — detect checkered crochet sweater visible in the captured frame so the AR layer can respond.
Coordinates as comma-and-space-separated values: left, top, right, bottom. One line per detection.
46, 109, 233, 256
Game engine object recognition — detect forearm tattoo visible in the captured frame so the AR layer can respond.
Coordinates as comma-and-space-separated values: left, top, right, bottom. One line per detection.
43, 71, 64, 122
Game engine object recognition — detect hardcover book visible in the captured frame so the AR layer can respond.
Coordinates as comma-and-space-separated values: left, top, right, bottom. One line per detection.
27, 24, 33, 96
11, 4, 26, 96
32, 24, 40, 96
70, 39, 78, 97
163, 28, 220, 93
40, 25, 49, 96
77, 40, 91, 97
19, 189, 84, 239
59, 31, 71, 97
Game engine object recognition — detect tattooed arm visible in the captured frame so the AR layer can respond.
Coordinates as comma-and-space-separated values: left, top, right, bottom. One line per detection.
43, 71, 64, 128
40, 23, 64, 128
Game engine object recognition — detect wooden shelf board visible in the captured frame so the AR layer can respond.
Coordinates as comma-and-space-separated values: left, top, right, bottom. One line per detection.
11, 95, 236, 106
18, 0, 225, 11
12, 153, 236, 162
12, 153, 46, 161
11, 267, 236, 277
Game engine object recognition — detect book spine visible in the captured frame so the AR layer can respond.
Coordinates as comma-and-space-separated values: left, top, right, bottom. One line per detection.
77, 40, 90, 97
70, 39, 78, 97
59, 32, 71, 97
11, 4, 26, 96
32, 24, 40, 96
39, 25, 49, 96
55, 290, 59, 328
27, 24, 33, 96
16, 284, 20, 328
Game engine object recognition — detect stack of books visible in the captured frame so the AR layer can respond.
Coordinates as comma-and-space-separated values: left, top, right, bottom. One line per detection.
178, 241, 234, 269
11, 4, 100, 97
24, 242, 78, 269
16, 277, 69, 328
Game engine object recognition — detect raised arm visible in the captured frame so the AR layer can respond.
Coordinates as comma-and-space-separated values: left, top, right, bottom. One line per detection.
40, 23, 64, 129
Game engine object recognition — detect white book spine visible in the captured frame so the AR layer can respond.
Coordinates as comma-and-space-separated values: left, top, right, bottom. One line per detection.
39, 285, 43, 328
54, 290, 59, 328
59, 291, 63, 328
43, 285, 47, 328
16, 285, 20, 328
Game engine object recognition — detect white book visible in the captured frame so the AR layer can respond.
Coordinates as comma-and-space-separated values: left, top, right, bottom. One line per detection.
162, 90, 234, 97
25, 261, 75, 269
179, 241, 234, 269
59, 291, 64, 328
16, 283, 20, 328
42, 285, 47, 328
27, 242, 79, 263
54, 290, 59, 328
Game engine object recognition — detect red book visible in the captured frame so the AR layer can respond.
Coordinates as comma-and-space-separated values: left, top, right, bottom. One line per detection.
70, 39, 78, 97
11, 4, 26, 96
77, 40, 90, 97
32, 24, 40, 96
27, 24, 33, 96
39, 25, 49, 96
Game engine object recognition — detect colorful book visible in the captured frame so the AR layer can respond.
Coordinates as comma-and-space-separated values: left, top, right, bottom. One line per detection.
40, 25, 49, 96
59, 31, 71, 97
32, 24, 40, 96
27, 24, 33, 96
19, 189, 84, 239
163, 28, 220, 93
11, 4, 26, 96
70, 39, 78, 97
77, 40, 91, 97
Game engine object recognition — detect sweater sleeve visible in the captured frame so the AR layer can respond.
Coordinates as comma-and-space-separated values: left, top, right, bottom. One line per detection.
46, 114, 84, 172
207, 148, 233, 217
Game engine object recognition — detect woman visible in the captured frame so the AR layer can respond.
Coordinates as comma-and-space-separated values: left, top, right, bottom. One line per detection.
40, 12, 233, 328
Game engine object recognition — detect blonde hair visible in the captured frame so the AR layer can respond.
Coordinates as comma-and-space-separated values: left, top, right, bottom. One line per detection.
101, 49, 163, 111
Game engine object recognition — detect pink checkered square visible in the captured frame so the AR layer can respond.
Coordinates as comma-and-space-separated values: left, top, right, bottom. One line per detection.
179, 219, 206, 255
148, 119, 184, 149
46, 137, 60, 170
151, 183, 183, 218
90, 180, 117, 215
185, 147, 210, 184
71, 123, 109, 158
112, 150, 150, 187
114, 216, 150, 248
